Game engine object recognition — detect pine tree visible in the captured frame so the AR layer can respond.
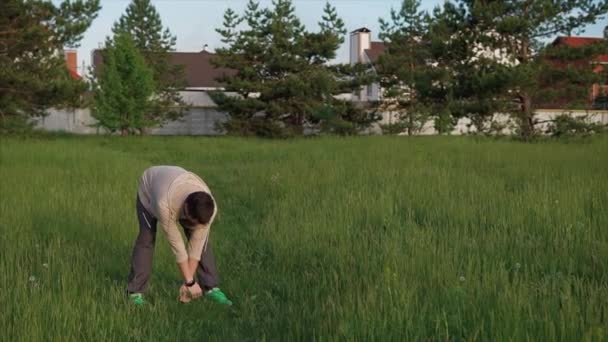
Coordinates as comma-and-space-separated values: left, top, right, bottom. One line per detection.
537, 38, 608, 110
211, 0, 377, 137
377, 0, 433, 135
450, 0, 608, 139
424, 3, 466, 134
92, 33, 154, 135
112, 0, 187, 130
0, 0, 100, 133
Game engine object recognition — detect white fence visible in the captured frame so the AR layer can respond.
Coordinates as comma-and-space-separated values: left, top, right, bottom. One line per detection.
35, 91, 226, 135
36, 107, 226, 135
36, 103, 607, 136
371, 109, 608, 135
37, 108, 100, 134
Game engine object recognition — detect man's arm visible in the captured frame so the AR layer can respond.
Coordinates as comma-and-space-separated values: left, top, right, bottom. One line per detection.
158, 216, 195, 282
186, 225, 210, 262
178, 259, 199, 282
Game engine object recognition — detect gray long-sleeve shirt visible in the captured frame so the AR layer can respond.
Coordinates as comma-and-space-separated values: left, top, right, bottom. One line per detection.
137, 166, 217, 263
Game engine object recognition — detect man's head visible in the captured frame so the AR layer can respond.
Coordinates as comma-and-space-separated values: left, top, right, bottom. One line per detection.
183, 191, 215, 226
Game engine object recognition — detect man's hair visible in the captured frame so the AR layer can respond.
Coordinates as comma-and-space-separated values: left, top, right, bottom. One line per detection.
184, 191, 215, 225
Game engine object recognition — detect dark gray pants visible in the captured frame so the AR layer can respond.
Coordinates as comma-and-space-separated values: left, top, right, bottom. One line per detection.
127, 197, 220, 293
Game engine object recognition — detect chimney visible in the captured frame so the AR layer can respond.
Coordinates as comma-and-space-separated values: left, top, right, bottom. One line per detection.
350, 27, 371, 65
64, 50, 79, 78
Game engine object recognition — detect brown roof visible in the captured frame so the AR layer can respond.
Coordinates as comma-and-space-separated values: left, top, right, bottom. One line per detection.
92, 49, 235, 88
364, 41, 386, 63
170, 51, 235, 88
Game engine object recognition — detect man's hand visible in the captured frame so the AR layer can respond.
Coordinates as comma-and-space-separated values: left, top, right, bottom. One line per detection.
179, 282, 203, 303
188, 282, 203, 298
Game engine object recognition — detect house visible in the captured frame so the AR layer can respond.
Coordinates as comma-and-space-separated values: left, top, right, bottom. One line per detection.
349, 27, 608, 133
546, 37, 608, 110
349, 27, 384, 102
36, 50, 99, 133
38, 48, 235, 135
351, 27, 608, 109
92, 49, 235, 135
64, 50, 82, 80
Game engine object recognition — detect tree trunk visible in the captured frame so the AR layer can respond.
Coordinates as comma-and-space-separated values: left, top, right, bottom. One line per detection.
518, 39, 535, 140
408, 113, 413, 136
520, 93, 535, 140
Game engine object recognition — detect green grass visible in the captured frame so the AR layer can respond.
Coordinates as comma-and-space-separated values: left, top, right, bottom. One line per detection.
1, 136, 607, 341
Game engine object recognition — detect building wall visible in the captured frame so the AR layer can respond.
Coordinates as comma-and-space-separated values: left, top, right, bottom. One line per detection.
36, 106, 227, 135
36, 108, 100, 134
36, 90, 228, 135
149, 108, 226, 135
350, 30, 371, 101
350, 31, 370, 65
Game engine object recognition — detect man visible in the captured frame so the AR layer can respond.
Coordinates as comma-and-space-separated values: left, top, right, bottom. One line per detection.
127, 165, 232, 306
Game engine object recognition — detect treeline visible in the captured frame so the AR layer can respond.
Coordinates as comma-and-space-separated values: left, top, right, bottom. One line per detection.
1, 0, 607, 138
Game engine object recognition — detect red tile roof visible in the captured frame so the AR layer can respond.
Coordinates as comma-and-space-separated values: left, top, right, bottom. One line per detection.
549, 36, 608, 68
552, 36, 604, 48
68, 69, 82, 80
595, 55, 608, 63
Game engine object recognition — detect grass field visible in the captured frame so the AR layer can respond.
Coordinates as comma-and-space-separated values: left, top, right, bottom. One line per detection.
1, 135, 607, 341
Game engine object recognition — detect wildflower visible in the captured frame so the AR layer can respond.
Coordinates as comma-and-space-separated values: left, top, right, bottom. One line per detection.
459, 275, 465, 282
29, 275, 36, 282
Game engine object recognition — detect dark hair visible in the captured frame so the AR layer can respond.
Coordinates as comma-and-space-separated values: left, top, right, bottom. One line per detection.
184, 191, 215, 225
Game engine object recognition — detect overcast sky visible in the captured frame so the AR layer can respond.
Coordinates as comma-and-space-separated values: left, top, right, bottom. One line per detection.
56, 0, 607, 74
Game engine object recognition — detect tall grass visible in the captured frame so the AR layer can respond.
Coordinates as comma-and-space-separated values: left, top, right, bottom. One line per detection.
1, 136, 607, 341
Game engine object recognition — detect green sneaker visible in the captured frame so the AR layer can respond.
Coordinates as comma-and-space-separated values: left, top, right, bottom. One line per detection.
205, 288, 232, 306
129, 293, 147, 306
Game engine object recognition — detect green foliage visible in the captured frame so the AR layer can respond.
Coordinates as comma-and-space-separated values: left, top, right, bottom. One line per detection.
112, 0, 188, 128
0, 0, 100, 133
594, 95, 608, 110
536, 40, 608, 110
92, 33, 154, 135
377, 0, 434, 136
547, 114, 607, 137
380, 121, 409, 135
212, 0, 377, 137
313, 102, 380, 136
445, 0, 608, 139
380, 0, 608, 138
433, 107, 457, 134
